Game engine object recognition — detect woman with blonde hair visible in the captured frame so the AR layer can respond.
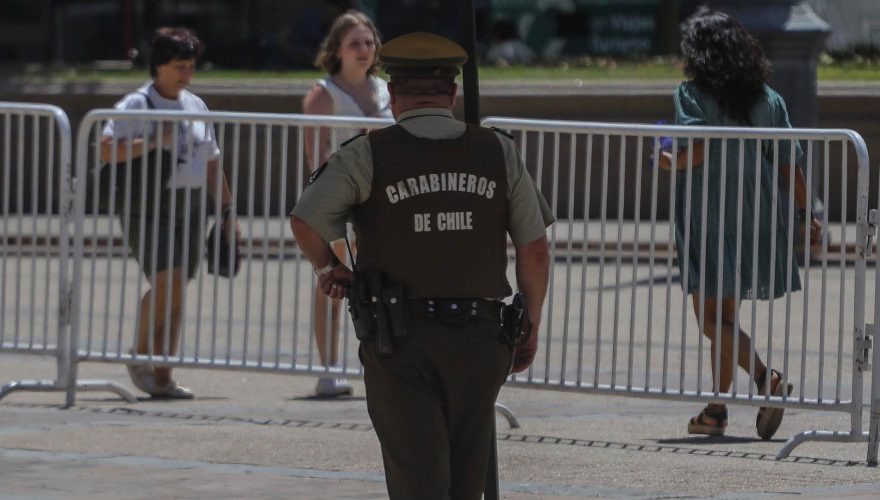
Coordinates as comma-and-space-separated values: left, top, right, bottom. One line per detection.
298, 10, 391, 397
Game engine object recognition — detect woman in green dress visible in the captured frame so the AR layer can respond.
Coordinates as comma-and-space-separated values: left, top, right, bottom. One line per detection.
660, 10, 823, 439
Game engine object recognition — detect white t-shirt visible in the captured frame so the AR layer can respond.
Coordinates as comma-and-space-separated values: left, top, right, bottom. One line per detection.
102, 82, 220, 189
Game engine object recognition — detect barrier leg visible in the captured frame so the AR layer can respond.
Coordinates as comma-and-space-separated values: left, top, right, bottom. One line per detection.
0, 380, 59, 401
0, 379, 137, 404
776, 430, 868, 460
868, 406, 879, 466
494, 402, 520, 429
76, 380, 138, 403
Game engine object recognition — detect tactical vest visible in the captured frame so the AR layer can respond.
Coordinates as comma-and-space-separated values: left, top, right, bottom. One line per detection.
353, 123, 511, 298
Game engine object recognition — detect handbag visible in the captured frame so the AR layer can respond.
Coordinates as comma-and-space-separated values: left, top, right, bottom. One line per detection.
95, 91, 175, 216
206, 207, 241, 277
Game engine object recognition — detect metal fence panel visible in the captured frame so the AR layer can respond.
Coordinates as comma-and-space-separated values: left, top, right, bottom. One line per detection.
72, 111, 393, 393
0, 103, 70, 357
69, 109, 875, 462
482, 116, 873, 460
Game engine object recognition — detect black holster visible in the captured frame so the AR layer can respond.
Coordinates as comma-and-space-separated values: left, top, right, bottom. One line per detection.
500, 293, 528, 348
347, 270, 409, 356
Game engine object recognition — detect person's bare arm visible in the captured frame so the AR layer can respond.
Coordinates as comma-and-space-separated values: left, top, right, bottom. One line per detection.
99, 124, 174, 163
780, 163, 823, 252
302, 85, 335, 169
290, 215, 353, 300
99, 135, 153, 164
658, 141, 705, 171
511, 235, 551, 373
206, 158, 241, 240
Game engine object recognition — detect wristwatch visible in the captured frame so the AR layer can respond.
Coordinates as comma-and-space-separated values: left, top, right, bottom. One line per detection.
314, 255, 340, 277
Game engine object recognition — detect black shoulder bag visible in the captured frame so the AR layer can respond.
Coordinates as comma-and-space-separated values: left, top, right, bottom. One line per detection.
205, 204, 241, 278
97, 91, 176, 217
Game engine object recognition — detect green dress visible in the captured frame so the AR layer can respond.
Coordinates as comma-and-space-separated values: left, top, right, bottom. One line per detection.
673, 82, 802, 300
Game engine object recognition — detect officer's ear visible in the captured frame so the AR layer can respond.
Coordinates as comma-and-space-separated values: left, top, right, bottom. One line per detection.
387, 81, 397, 104
448, 82, 458, 107
387, 82, 400, 119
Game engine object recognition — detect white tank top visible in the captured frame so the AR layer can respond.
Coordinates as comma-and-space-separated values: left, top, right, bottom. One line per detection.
316, 75, 392, 119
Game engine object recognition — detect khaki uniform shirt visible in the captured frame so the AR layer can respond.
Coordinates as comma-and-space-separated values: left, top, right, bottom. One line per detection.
293, 108, 554, 244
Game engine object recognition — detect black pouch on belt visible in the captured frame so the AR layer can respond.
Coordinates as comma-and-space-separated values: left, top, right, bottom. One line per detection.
367, 271, 394, 356
348, 274, 376, 342
382, 285, 409, 339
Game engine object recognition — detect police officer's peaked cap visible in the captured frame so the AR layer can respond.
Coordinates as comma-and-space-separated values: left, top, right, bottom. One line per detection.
379, 32, 468, 78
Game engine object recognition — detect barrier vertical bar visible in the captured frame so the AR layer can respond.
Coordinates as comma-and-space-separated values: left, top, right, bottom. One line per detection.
226, 124, 241, 365
781, 140, 796, 398
610, 136, 626, 388
662, 138, 678, 393
680, 138, 694, 394
748, 141, 762, 398
594, 134, 610, 388
259, 125, 272, 367
43, 117, 56, 348
1, 113, 10, 346
545, 131, 561, 382
14, 113, 24, 346
731, 139, 745, 397
837, 145, 849, 403
695, 136, 708, 396
713, 139, 727, 398
645, 136, 661, 390
800, 140, 814, 402
274, 125, 290, 369
627, 136, 644, 389
28, 115, 40, 348
559, 133, 576, 383
575, 133, 594, 387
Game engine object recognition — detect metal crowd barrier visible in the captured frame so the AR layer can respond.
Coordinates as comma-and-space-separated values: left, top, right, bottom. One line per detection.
0, 102, 133, 404
71, 111, 393, 403
482, 116, 877, 464
9, 106, 877, 465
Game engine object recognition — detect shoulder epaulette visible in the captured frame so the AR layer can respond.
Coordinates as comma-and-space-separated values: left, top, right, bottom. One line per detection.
308, 162, 328, 185
491, 127, 515, 140
339, 132, 367, 149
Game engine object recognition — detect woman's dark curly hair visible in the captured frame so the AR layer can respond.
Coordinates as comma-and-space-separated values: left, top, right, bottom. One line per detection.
681, 10, 770, 124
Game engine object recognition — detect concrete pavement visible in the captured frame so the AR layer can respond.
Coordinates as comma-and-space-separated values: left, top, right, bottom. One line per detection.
1, 353, 879, 499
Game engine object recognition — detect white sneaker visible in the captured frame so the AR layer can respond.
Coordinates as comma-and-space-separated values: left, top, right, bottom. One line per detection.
151, 381, 195, 399
314, 377, 354, 397
127, 349, 157, 394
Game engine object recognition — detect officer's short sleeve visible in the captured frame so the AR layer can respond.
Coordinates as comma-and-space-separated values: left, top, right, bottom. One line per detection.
497, 132, 554, 246
291, 135, 373, 242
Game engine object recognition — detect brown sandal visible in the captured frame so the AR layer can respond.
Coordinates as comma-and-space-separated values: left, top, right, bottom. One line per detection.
688, 406, 728, 436
755, 369, 794, 440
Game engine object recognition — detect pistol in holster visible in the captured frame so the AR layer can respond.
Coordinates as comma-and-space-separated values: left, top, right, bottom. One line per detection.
347, 270, 409, 357
500, 293, 530, 359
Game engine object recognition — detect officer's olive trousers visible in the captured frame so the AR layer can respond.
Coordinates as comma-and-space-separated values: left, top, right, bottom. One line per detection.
360, 317, 511, 500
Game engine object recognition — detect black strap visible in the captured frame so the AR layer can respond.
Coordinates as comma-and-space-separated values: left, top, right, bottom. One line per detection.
136, 90, 156, 110
344, 234, 357, 274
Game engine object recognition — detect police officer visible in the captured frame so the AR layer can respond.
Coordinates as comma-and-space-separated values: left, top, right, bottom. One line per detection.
290, 32, 553, 500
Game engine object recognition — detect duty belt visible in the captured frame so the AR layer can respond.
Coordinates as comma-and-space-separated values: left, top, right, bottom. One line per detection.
408, 298, 502, 323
